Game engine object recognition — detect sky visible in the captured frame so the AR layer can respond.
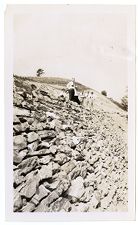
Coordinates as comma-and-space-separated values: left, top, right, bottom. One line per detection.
13, 5, 134, 101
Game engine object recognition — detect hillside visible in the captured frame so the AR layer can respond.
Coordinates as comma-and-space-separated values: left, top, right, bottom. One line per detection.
13, 75, 89, 92
13, 76, 128, 212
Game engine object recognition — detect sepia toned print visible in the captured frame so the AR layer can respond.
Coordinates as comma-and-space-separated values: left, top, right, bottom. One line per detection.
13, 75, 128, 212
11, 5, 134, 215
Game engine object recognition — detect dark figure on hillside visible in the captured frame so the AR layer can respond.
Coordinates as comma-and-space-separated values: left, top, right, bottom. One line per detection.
66, 78, 80, 105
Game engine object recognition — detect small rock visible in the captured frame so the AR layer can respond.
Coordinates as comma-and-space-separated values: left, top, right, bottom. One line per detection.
14, 107, 30, 117
52, 162, 60, 173
38, 130, 56, 141
70, 136, 81, 148
25, 170, 40, 181
21, 202, 35, 212
39, 115, 47, 122
18, 116, 28, 123
27, 132, 39, 143
54, 153, 69, 165
14, 182, 26, 196
100, 196, 110, 209
68, 166, 81, 180
13, 115, 20, 124
49, 119, 62, 130
101, 188, 117, 209
27, 148, 51, 157
61, 124, 72, 131
76, 203, 89, 212
56, 179, 70, 195
28, 141, 38, 152
29, 120, 37, 131
63, 200, 72, 212
13, 135, 27, 151
88, 155, 99, 165
39, 164, 53, 180
58, 132, 65, 139
72, 136, 81, 145
21, 179, 37, 199
34, 201, 50, 212
49, 197, 69, 212
19, 156, 38, 175
40, 191, 59, 207
67, 176, 84, 199
72, 150, 84, 161
36, 123, 44, 130
39, 155, 52, 165
46, 112, 59, 120
37, 141, 50, 150
13, 149, 28, 164
13, 93, 24, 106
80, 186, 94, 202
27, 118, 34, 125
14, 193, 23, 211
14, 170, 25, 187
61, 160, 76, 174
49, 145, 58, 154
31, 185, 50, 205
21, 122, 29, 132
14, 124, 23, 133
84, 173, 96, 187
98, 181, 109, 198
89, 194, 100, 209
101, 152, 106, 160
47, 180, 60, 190
59, 145, 72, 157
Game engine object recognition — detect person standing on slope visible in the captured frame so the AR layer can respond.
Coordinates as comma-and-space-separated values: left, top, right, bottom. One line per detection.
66, 78, 80, 104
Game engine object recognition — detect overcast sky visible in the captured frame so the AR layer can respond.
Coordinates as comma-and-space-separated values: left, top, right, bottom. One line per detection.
13, 5, 134, 101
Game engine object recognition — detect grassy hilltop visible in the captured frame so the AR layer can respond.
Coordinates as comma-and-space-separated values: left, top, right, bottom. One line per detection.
13, 75, 90, 92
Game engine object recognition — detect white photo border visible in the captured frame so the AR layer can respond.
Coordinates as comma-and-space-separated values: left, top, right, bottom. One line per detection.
5, 4, 136, 221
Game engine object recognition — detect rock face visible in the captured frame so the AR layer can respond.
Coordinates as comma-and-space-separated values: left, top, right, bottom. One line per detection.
13, 76, 128, 212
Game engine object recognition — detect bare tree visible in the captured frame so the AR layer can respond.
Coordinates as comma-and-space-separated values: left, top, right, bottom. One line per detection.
121, 87, 128, 111
36, 68, 44, 77
101, 90, 107, 96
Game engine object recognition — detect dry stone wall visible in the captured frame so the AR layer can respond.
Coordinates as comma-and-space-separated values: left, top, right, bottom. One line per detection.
13, 78, 128, 212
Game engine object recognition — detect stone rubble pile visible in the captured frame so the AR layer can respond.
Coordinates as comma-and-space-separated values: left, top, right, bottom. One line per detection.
13, 78, 128, 212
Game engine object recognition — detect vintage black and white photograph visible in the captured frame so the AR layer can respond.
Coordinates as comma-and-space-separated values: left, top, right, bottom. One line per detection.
5, 4, 135, 220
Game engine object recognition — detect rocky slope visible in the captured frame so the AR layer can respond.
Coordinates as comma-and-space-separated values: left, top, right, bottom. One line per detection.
13, 76, 128, 212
